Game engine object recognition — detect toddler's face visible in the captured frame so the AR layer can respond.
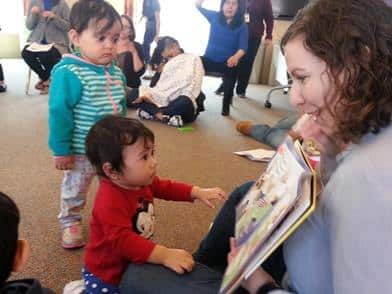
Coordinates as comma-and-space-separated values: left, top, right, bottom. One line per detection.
115, 138, 157, 189
72, 18, 122, 65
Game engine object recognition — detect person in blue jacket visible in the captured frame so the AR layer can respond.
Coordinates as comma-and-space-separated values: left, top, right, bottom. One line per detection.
196, 0, 248, 116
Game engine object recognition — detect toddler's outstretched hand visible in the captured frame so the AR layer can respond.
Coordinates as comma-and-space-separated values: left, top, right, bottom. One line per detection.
54, 155, 75, 170
191, 186, 226, 208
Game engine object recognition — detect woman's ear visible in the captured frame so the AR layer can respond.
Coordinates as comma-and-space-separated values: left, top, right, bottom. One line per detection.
68, 29, 80, 48
102, 162, 120, 181
13, 239, 30, 273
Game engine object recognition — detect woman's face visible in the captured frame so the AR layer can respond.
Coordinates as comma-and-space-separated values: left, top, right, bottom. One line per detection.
120, 17, 134, 40
222, 0, 239, 20
284, 36, 338, 131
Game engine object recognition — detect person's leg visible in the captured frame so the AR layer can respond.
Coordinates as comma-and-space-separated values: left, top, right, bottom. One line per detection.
119, 262, 222, 294
0, 63, 4, 81
193, 182, 254, 273
36, 47, 62, 81
126, 88, 140, 107
59, 156, 95, 248
222, 65, 238, 115
21, 46, 47, 81
162, 96, 196, 124
236, 37, 261, 96
0, 64, 6, 92
142, 20, 156, 65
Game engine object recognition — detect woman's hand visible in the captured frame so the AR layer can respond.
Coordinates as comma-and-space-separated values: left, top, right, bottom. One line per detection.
293, 114, 342, 156
31, 6, 41, 14
41, 10, 56, 19
191, 186, 226, 208
54, 156, 75, 170
227, 55, 240, 67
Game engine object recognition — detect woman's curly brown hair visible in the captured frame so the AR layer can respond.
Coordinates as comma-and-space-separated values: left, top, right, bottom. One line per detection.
281, 0, 392, 143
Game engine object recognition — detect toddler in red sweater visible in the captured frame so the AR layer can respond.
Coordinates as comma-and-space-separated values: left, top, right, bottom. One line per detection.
83, 115, 226, 293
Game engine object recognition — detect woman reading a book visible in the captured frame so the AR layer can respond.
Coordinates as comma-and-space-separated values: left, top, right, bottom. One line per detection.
119, 0, 392, 292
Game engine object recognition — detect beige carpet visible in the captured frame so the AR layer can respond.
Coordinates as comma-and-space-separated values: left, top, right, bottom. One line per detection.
0, 59, 293, 293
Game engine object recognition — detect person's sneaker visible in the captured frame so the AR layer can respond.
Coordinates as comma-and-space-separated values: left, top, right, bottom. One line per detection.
167, 115, 184, 127
0, 83, 6, 93
61, 222, 85, 249
237, 93, 246, 99
235, 121, 254, 136
137, 109, 155, 120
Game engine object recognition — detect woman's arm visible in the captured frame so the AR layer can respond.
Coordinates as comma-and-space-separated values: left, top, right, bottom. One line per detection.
25, 0, 40, 30
134, 43, 146, 75
50, 2, 71, 32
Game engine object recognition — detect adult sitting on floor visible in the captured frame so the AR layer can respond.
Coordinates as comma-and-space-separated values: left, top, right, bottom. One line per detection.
128, 36, 205, 127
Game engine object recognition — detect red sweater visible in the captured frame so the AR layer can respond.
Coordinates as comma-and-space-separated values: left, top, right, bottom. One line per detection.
84, 177, 193, 285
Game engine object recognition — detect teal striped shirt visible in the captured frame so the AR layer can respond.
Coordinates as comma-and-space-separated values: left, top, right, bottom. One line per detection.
48, 54, 127, 156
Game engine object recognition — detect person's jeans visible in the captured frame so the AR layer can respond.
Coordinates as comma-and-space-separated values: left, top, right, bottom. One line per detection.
21, 45, 61, 81
119, 262, 222, 293
142, 20, 156, 64
250, 115, 299, 149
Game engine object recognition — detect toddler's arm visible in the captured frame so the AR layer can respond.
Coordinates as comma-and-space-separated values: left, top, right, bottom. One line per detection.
191, 186, 226, 208
147, 244, 194, 274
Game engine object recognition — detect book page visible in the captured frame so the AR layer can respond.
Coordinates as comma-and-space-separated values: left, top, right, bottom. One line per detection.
234, 148, 276, 162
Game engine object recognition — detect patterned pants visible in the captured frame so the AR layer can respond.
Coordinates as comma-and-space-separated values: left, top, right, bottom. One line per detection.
83, 268, 119, 294
58, 156, 95, 228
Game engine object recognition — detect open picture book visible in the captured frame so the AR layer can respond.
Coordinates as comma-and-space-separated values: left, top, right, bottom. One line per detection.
220, 138, 318, 294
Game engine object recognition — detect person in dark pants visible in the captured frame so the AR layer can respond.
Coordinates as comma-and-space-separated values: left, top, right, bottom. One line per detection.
142, 0, 160, 78
216, 0, 274, 98
22, 0, 70, 94
0, 64, 6, 92
196, 0, 248, 116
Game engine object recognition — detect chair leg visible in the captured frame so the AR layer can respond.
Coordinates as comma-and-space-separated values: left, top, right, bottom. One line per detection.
25, 68, 32, 95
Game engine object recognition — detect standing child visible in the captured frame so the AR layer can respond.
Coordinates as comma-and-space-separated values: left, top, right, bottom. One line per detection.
83, 115, 226, 293
48, 0, 127, 249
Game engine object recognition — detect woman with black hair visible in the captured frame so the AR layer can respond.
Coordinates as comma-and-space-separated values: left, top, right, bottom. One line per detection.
196, 0, 248, 116
117, 15, 145, 88
21, 0, 70, 94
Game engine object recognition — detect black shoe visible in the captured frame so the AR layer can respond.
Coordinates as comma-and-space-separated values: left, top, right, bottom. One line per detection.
222, 96, 231, 116
0, 84, 6, 93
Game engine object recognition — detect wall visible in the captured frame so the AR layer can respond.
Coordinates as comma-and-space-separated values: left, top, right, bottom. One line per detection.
249, 19, 291, 86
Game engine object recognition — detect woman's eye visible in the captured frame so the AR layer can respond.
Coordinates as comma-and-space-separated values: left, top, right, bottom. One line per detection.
142, 155, 148, 160
98, 36, 105, 42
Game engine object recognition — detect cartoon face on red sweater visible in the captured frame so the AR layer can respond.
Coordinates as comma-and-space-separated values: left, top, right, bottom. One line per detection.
132, 198, 155, 239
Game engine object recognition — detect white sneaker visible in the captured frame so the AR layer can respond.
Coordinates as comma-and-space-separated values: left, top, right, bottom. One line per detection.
137, 109, 155, 120
167, 115, 184, 127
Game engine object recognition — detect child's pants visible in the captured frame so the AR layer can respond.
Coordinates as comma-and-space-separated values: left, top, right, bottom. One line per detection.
58, 156, 95, 228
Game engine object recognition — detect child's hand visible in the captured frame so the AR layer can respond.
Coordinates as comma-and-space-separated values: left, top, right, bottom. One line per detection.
148, 245, 194, 274
191, 186, 226, 208
162, 248, 195, 274
54, 156, 75, 170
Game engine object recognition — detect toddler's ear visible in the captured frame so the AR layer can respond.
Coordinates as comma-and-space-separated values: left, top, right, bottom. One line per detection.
68, 29, 81, 48
102, 162, 120, 181
13, 239, 30, 273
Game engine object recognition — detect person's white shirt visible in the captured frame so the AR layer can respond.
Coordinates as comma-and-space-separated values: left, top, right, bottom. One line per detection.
139, 53, 205, 111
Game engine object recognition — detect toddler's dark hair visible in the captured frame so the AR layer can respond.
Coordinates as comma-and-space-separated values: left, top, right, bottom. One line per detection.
86, 115, 155, 178
0, 192, 20, 286
70, 0, 121, 34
